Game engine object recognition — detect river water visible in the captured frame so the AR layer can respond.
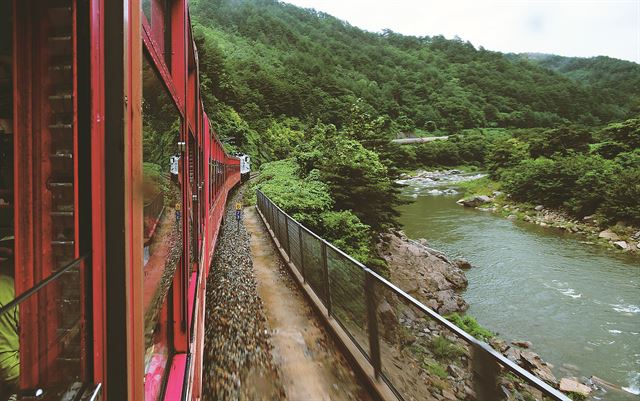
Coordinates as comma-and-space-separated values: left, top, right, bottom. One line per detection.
397, 172, 640, 400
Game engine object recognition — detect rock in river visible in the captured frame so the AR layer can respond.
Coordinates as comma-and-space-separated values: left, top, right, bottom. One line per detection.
559, 378, 592, 396
613, 240, 628, 250
512, 340, 532, 349
454, 258, 472, 270
456, 195, 492, 208
598, 229, 620, 241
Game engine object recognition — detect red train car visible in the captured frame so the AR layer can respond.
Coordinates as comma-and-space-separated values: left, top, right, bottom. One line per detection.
0, 0, 239, 400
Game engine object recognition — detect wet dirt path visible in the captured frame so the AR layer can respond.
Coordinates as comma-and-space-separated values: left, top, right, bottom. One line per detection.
244, 206, 373, 401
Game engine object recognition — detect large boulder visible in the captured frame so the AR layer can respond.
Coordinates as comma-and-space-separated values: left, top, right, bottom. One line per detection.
456, 195, 492, 208
520, 351, 557, 385
504, 347, 557, 385
376, 231, 468, 314
559, 378, 592, 396
511, 340, 532, 349
613, 241, 628, 250
598, 229, 620, 241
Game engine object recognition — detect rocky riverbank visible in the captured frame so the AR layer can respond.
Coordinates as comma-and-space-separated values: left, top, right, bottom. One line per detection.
456, 193, 640, 255
378, 222, 598, 399
376, 230, 470, 315
399, 169, 639, 255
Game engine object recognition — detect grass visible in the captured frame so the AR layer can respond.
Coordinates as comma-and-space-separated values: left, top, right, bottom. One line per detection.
408, 343, 427, 356
429, 336, 466, 360
422, 359, 448, 379
445, 313, 494, 341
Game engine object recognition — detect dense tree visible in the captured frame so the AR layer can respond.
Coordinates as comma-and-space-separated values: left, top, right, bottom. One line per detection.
190, 0, 637, 144
296, 122, 404, 230
485, 137, 529, 175
501, 154, 617, 216
517, 53, 640, 119
189, 0, 640, 234
528, 126, 592, 158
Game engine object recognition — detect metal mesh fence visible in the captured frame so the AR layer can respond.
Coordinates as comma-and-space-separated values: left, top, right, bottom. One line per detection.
327, 247, 369, 357
288, 219, 302, 269
300, 228, 326, 306
374, 279, 475, 400
255, 190, 570, 401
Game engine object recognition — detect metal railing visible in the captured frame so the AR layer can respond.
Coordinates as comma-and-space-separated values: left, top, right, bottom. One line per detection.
256, 190, 570, 401
0, 254, 91, 399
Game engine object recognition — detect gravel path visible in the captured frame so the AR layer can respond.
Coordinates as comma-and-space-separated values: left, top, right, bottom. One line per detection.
202, 186, 285, 401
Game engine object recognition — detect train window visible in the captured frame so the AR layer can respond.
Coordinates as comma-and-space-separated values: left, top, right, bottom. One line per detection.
0, 2, 16, 397
2, 1, 92, 398
141, 54, 181, 399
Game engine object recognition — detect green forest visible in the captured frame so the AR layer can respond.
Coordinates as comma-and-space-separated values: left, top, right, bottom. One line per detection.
190, 0, 640, 263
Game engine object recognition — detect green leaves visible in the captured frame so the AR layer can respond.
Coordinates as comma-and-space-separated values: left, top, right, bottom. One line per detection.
191, 0, 635, 138
501, 153, 624, 219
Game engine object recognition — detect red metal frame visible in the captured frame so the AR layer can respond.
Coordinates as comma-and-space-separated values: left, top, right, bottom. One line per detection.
9, 0, 241, 399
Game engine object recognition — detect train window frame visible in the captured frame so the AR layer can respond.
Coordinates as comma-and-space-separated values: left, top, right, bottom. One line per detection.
141, 0, 173, 69
141, 49, 184, 401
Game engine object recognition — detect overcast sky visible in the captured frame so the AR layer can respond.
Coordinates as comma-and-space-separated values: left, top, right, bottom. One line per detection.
283, 0, 640, 63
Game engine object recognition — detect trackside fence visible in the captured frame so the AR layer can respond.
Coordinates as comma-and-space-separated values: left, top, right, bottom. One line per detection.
256, 190, 570, 401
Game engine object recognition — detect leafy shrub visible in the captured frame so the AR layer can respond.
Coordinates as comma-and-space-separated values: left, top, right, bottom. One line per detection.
599, 167, 640, 225
528, 126, 592, 158
253, 159, 332, 229
485, 137, 529, 177
320, 210, 372, 264
446, 313, 494, 341
253, 158, 380, 265
501, 154, 617, 217
414, 140, 461, 166
596, 118, 640, 156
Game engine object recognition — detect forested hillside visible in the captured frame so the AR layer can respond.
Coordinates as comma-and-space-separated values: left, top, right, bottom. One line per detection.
191, 0, 638, 154
189, 0, 638, 263
513, 53, 640, 116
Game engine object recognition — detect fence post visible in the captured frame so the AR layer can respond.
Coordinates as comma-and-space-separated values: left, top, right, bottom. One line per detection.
321, 242, 332, 316
471, 343, 502, 401
285, 215, 291, 258
273, 205, 278, 239
365, 271, 382, 380
270, 201, 274, 229
278, 210, 283, 245
298, 226, 305, 282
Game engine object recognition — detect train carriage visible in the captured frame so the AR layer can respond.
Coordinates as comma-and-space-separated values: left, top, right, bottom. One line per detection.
0, 0, 239, 400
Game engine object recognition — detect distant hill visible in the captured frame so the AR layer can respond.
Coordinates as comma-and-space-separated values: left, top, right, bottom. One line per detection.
511, 53, 640, 115
191, 0, 638, 138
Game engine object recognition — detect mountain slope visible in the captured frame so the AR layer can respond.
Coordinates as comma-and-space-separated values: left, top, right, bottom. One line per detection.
191, 0, 637, 138
513, 53, 640, 115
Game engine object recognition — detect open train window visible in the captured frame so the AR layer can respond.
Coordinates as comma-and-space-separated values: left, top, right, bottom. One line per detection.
141, 54, 181, 400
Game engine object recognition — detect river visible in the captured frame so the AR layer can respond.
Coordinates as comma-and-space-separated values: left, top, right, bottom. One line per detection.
397, 172, 640, 401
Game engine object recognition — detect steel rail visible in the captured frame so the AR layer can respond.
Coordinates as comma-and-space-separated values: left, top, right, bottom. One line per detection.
0, 253, 90, 317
